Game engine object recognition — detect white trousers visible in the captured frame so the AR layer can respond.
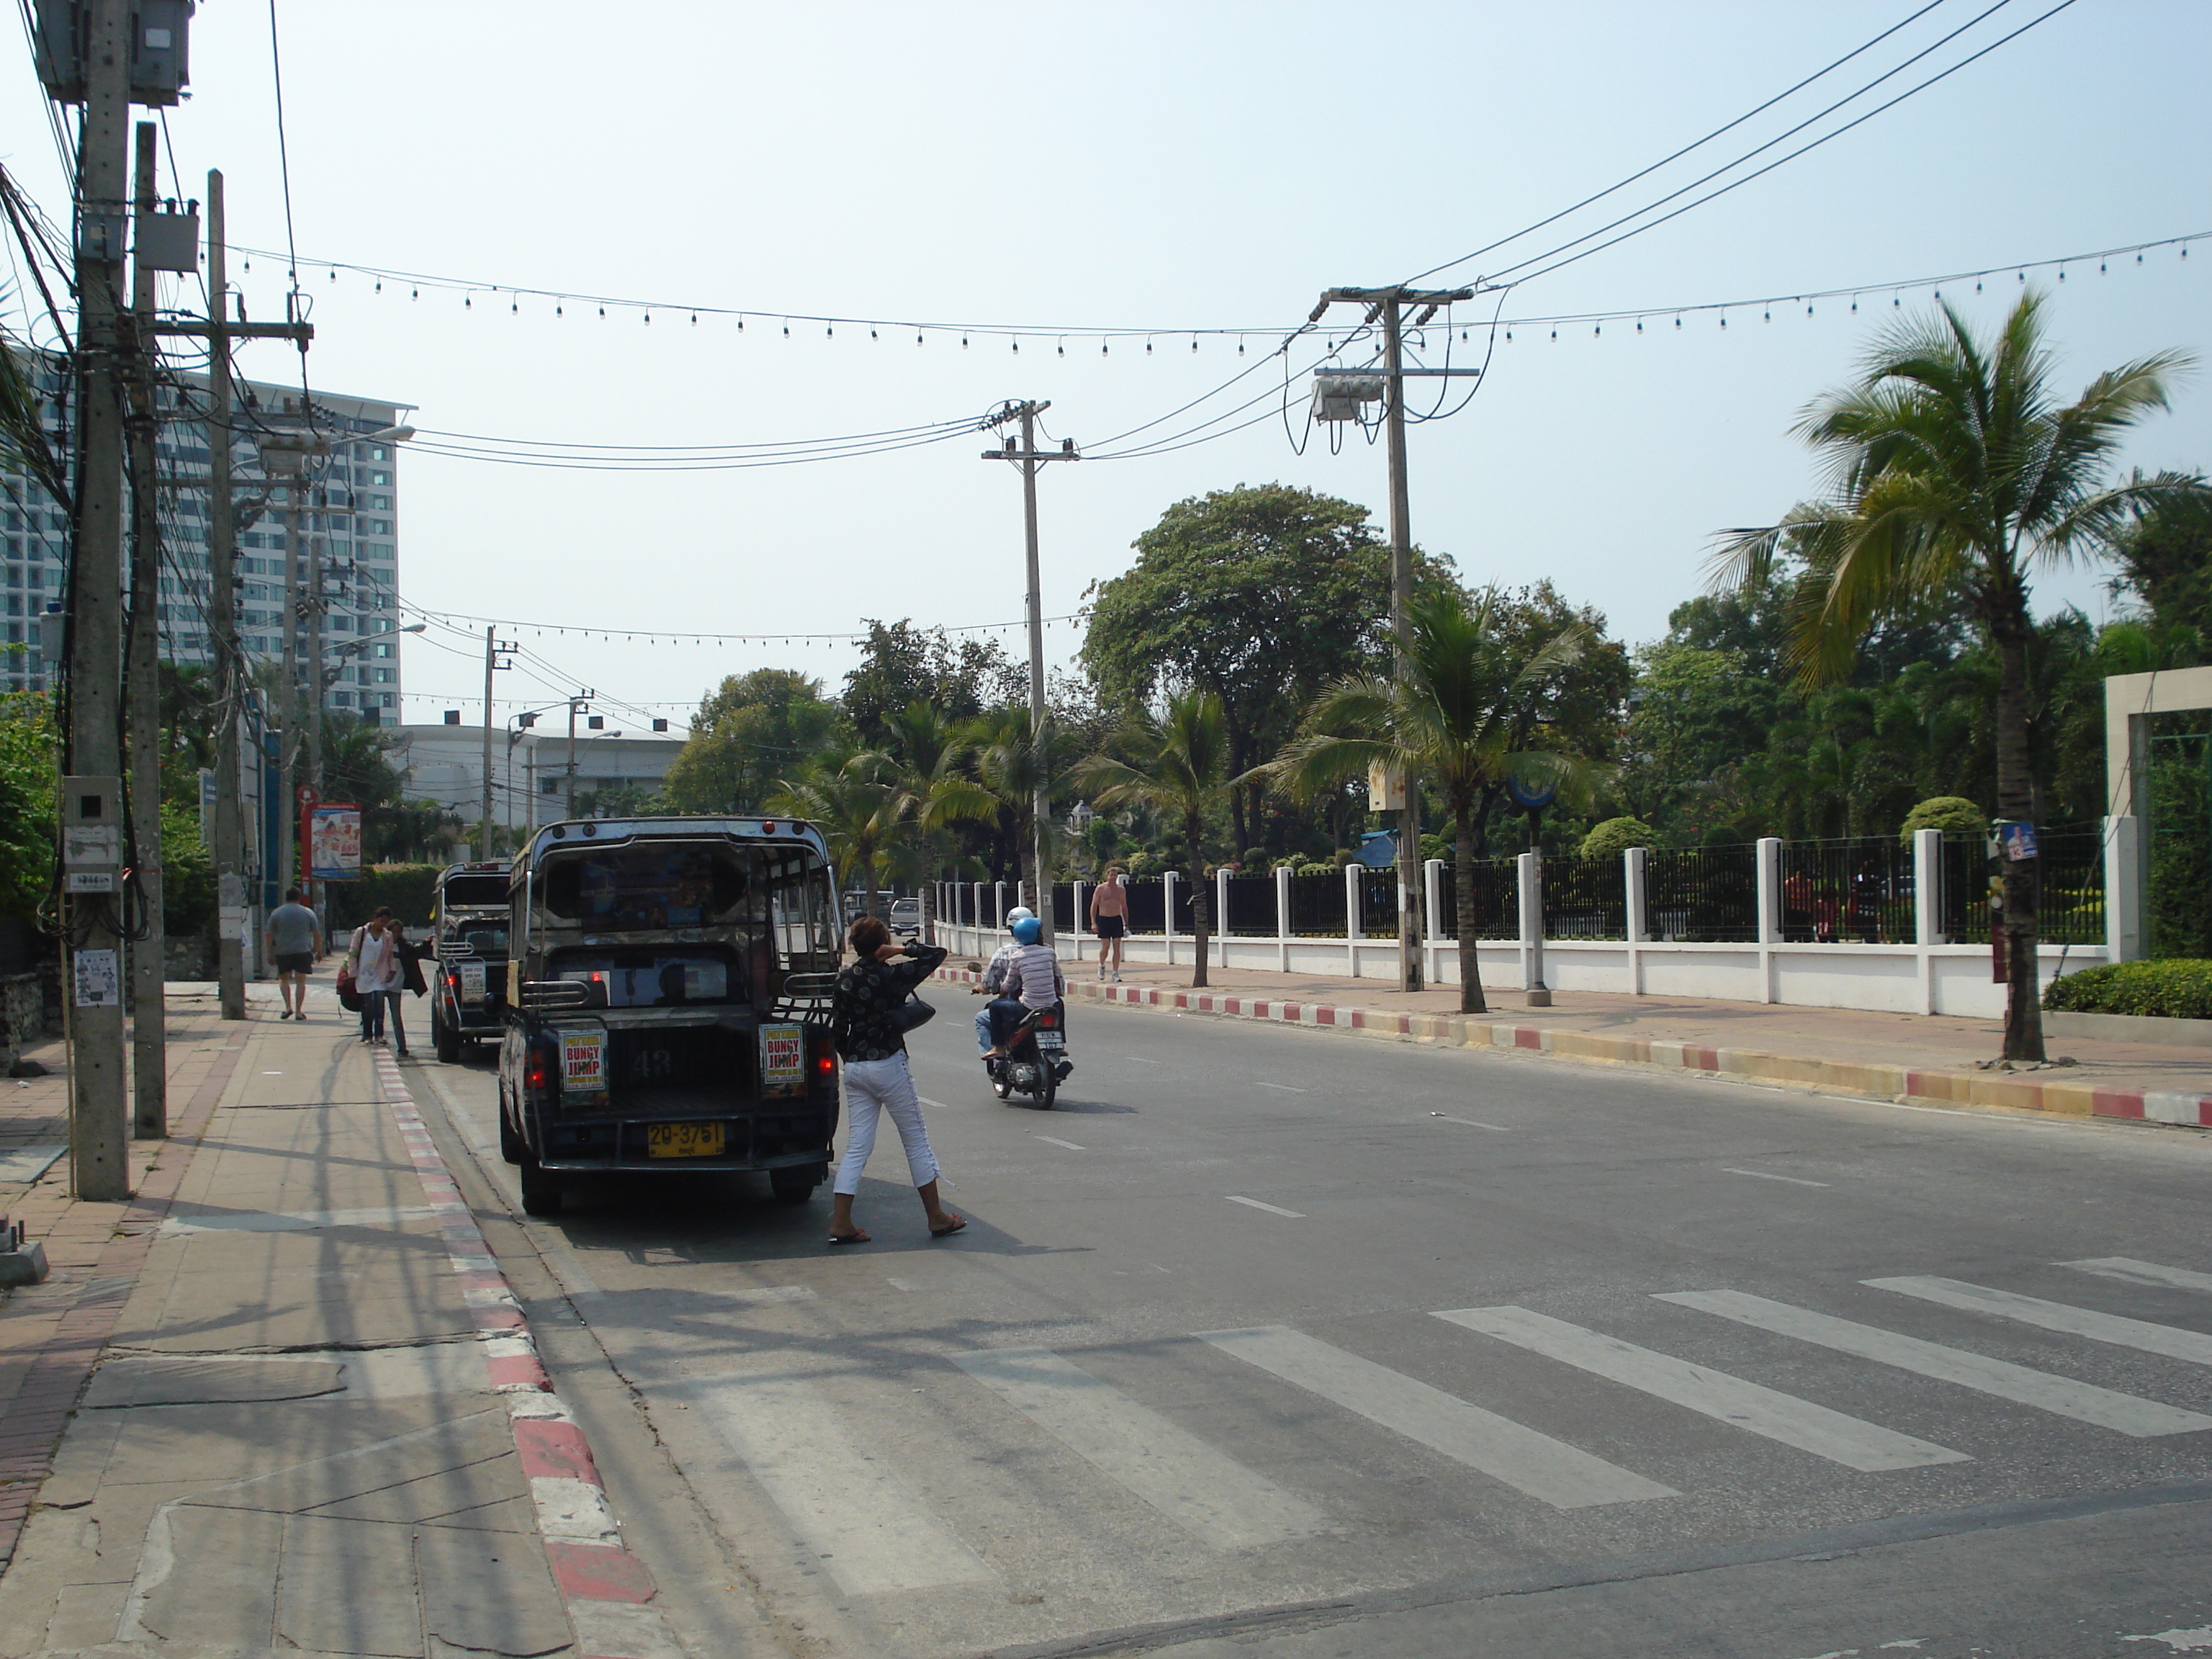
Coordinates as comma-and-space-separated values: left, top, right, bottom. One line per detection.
835, 1053, 941, 1197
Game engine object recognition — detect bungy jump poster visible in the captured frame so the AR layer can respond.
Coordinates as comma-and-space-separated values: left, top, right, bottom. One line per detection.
309, 803, 364, 881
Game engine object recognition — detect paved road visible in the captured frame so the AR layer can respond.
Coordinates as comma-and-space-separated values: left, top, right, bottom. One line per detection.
411, 994, 2212, 1659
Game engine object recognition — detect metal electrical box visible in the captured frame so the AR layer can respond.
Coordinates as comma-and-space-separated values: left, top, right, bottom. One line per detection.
1368, 761, 1406, 812
61, 775, 122, 894
1311, 372, 1386, 423
133, 206, 199, 273
34, 0, 194, 107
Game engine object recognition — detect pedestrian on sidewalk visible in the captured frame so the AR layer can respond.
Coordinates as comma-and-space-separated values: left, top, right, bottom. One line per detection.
264, 887, 324, 1020
346, 909, 405, 1050
1090, 864, 1128, 981
391, 916, 431, 1057
826, 914, 961, 1246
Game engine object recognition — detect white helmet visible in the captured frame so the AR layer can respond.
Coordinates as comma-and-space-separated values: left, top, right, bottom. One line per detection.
1006, 906, 1035, 925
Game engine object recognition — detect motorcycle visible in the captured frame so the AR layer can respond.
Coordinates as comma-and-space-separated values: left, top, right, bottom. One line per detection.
989, 1002, 1071, 1110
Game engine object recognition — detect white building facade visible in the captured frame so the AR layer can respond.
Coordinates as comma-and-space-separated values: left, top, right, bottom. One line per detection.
389, 724, 687, 840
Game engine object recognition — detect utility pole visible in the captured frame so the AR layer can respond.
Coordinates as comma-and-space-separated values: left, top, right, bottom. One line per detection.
480, 627, 513, 858
565, 691, 594, 819
125, 121, 165, 1138
62, 0, 134, 1200
983, 401, 1078, 940
305, 500, 324, 900
1310, 283, 1475, 994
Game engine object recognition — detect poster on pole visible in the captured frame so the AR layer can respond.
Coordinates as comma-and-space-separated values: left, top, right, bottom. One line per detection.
309, 803, 364, 881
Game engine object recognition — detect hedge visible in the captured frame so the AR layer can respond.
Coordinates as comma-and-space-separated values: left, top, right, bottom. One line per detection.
2042, 960, 2212, 1021
327, 863, 445, 934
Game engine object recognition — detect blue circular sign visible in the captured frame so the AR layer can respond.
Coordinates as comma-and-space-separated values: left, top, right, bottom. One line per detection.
1505, 775, 1557, 811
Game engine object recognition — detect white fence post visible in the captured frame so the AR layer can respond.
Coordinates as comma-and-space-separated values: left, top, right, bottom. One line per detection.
994, 881, 1007, 929
1755, 837, 1782, 1005
1624, 846, 1647, 996
1216, 866, 1232, 968
1274, 863, 1292, 972
1517, 852, 1549, 1004
1424, 858, 1445, 986
1913, 827, 1941, 1015
2105, 814, 2143, 963
1344, 862, 1363, 977
1164, 869, 1179, 968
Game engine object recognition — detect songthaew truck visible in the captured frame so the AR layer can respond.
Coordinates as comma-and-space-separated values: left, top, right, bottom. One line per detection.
496, 817, 845, 1216
430, 860, 511, 1063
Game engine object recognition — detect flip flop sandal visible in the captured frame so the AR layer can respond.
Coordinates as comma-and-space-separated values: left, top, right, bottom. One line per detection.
827, 1231, 871, 1245
929, 1218, 967, 1238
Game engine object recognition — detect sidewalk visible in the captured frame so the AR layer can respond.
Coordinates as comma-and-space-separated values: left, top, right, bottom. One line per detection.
0, 984, 679, 1659
940, 956, 2212, 1128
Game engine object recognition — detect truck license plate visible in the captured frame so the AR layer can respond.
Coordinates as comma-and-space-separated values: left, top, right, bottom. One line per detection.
645, 1122, 724, 1159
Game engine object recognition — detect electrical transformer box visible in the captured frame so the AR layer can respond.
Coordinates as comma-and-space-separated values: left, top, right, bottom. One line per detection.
61, 775, 122, 894
34, 0, 194, 107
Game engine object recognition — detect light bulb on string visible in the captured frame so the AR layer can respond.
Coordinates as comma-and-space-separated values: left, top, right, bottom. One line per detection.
1012, 338, 1019, 353
1101, 341, 1108, 355
1191, 336, 1198, 352
870, 328, 877, 338
690, 313, 697, 325
511, 299, 518, 313
374, 280, 381, 292
826, 325, 833, 336
737, 316, 745, 331
916, 331, 923, 345
1058, 338, 1065, 356
1146, 338, 1153, 354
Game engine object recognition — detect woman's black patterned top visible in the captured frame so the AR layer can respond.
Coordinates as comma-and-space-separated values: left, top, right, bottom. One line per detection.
830, 942, 947, 1062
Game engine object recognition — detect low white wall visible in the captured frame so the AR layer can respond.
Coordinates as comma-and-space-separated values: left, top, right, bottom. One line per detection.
933, 918, 2099, 1022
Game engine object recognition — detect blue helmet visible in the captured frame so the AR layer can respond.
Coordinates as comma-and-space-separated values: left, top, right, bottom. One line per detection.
1011, 916, 1042, 945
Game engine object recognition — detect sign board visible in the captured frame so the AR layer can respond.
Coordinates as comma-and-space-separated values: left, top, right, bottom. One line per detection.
457, 961, 487, 1003
73, 948, 120, 1008
308, 803, 363, 881
1996, 820, 2039, 863
760, 1022, 805, 1097
559, 1025, 606, 1096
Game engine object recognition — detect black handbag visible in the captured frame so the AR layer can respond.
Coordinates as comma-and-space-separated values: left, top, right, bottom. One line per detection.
890, 993, 936, 1033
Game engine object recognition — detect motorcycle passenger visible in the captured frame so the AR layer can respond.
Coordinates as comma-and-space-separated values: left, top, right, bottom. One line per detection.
981, 915, 1069, 1078
972, 906, 1035, 1063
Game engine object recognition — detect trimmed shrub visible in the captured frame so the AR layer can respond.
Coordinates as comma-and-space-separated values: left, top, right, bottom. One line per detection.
1295, 862, 1335, 878
1579, 817, 1655, 860
2043, 960, 2212, 1020
328, 863, 444, 934
1899, 796, 1986, 843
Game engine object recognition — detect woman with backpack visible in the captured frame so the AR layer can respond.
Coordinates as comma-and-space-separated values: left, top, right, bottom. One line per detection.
826, 914, 962, 1246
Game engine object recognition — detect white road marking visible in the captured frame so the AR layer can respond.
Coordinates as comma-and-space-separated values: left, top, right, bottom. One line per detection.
1434, 1305, 1966, 1472
916, 1097, 956, 1112
1658, 1290, 2212, 1437
1199, 1326, 1675, 1509
1866, 1276, 2212, 1367
1033, 1135, 1086, 1151
160, 1205, 434, 1235
1432, 1113, 1511, 1132
1253, 1082, 1308, 1093
2064, 1257, 2212, 1296
683, 1372, 997, 1596
1125, 1056, 1162, 1064
2121, 1629, 2212, 1652
1721, 1168, 1831, 1187
1225, 1196, 1304, 1218
950, 1346, 1330, 1550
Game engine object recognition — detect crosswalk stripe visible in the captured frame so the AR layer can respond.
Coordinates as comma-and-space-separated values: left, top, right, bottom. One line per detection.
950, 1347, 1331, 1550
2064, 1257, 2212, 1296
1433, 1306, 1967, 1472
1657, 1290, 2212, 1439
1866, 1276, 2212, 1367
680, 1372, 997, 1596
1198, 1326, 1676, 1509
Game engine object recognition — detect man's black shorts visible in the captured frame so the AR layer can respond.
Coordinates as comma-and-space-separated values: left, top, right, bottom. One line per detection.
274, 951, 313, 974
1093, 915, 1125, 940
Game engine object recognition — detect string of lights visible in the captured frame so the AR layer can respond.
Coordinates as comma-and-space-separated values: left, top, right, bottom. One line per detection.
390, 598, 1094, 650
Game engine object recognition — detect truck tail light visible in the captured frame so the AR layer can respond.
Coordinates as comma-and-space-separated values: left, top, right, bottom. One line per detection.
525, 1048, 554, 1093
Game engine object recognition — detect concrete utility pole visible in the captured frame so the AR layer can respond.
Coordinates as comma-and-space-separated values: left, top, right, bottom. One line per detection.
565, 691, 594, 819
983, 401, 1078, 941
125, 121, 166, 1138
66, 0, 133, 1200
480, 627, 513, 857
1311, 284, 1475, 994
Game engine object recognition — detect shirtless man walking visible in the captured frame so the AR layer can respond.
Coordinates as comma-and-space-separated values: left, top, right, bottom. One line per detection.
1089, 864, 1128, 982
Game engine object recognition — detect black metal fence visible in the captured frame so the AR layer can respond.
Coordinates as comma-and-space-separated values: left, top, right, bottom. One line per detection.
1542, 853, 1627, 940
1642, 846, 1760, 943
1051, 883, 1076, 936
1776, 836, 1913, 945
1121, 877, 1165, 935
1286, 872, 1346, 937
1357, 868, 1398, 935
1435, 858, 1519, 940
1937, 827, 2104, 948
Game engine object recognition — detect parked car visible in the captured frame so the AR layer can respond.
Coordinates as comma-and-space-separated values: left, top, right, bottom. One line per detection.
889, 896, 922, 938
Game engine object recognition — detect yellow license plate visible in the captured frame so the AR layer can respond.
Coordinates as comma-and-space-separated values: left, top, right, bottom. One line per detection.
645, 1122, 724, 1159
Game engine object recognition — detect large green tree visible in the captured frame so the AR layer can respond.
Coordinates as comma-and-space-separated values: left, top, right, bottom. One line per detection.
1711, 291, 2197, 1061
1265, 587, 1594, 1015
842, 621, 1022, 748
1081, 485, 1447, 856
662, 669, 842, 814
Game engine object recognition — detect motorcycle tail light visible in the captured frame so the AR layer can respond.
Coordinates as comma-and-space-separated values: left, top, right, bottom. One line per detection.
1040, 1011, 1058, 1028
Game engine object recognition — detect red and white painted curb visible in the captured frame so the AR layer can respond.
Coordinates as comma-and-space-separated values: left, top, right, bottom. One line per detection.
937, 966, 2212, 1130
374, 1051, 683, 1659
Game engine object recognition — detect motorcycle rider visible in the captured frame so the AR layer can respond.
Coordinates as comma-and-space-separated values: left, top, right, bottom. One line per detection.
972, 906, 1035, 1065
980, 914, 1070, 1079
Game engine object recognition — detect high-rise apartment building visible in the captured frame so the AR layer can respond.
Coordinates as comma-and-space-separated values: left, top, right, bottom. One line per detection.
1, 352, 412, 718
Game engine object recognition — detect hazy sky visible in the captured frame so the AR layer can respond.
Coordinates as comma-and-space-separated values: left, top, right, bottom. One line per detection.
6, 1, 2208, 734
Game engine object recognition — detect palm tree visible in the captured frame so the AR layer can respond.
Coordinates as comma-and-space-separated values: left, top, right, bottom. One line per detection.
1709, 291, 2198, 1061
1072, 691, 1233, 989
771, 754, 904, 920
970, 706, 1056, 903
881, 701, 997, 943
1263, 586, 1593, 1015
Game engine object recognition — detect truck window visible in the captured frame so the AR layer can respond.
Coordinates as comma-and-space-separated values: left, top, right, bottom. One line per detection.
541, 845, 745, 929
441, 873, 508, 909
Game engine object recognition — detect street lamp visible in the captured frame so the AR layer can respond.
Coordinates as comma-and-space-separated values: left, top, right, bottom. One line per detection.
321, 621, 425, 691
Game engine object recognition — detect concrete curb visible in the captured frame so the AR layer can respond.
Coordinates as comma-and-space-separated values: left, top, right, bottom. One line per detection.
372, 1051, 683, 1659
935, 967, 2212, 1130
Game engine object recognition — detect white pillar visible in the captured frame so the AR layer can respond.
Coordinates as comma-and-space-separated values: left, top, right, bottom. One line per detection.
1164, 869, 1179, 967
2104, 814, 2143, 963
1624, 846, 1647, 997
1274, 863, 1292, 972
1517, 852, 1548, 1003
1071, 878, 1087, 964
1424, 857, 1445, 986
1344, 861, 1363, 978
1215, 866, 1232, 968
1755, 837, 1782, 1006
994, 880, 1007, 928
1912, 827, 1941, 1015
